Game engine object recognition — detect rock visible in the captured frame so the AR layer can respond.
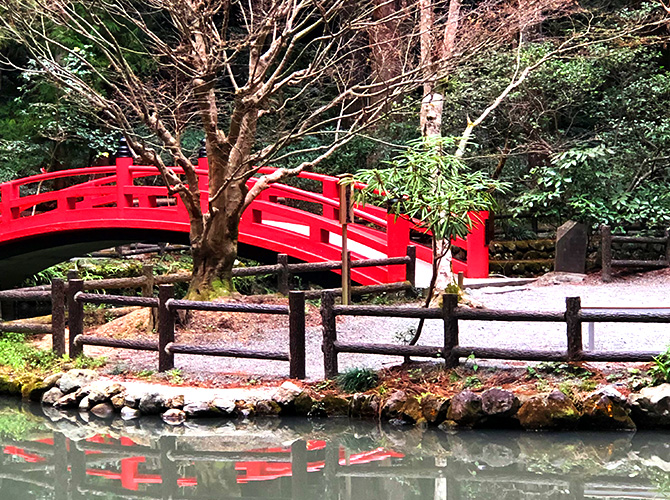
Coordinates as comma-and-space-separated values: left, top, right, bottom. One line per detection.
382, 391, 407, 420
121, 406, 141, 421
138, 392, 166, 415
102, 383, 125, 399
421, 396, 450, 425
124, 393, 141, 409
42, 387, 64, 406
555, 221, 587, 274
55, 392, 81, 409
582, 393, 635, 430
397, 397, 423, 424
255, 400, 282, 416
0, 375, 21, 395
350, 394, 380, 419
165, 395, 185, 409
110, 394, 126, 410
447, 390, 484, 427
21, 378, 47, 402
183, 401, 218, 418
59, 369, 98, 394
628, 383, 670, 428
598, 385, 627, 403
87, 390, 107, 405
320, 395, 349, 416
162, 409, 186, 425
272, 381, 303, 406
293, 393, 314, 416
516, 391, 580, 430
79, 396, 91, 411
236, 401, 255, 419
211, 398, 236, 416
90, 403, 115, 419
481, 388, 519, 418
43, 373, 63, 389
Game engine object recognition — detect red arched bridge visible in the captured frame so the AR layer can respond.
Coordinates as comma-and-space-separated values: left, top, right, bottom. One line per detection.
0, 153, 490, 289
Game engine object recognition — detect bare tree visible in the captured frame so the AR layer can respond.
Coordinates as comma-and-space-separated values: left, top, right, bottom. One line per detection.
1, 0, 438, 298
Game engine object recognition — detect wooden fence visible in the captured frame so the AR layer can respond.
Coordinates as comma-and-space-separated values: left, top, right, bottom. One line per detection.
0, 282, 66, 355
7, 244, 416, 298
320, 292, 667, 378
601, 224, 670, 282
67, 281, 306, 378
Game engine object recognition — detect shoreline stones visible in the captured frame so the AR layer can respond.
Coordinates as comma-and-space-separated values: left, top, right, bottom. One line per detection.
0, 369, 660, 431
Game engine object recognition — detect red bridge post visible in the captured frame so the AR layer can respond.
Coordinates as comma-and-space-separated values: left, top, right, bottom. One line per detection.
197, 139, 209, 213
0, 183, 15, 225
465, 211, 489, 278
386, 213, 411, 282
322, 177, 338, 219
116, 137, 133, 209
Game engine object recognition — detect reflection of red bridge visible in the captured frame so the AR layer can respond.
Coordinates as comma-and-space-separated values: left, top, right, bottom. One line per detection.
236, 441, 404, 483
0, 151, 490, 288
4, 434, 404, 489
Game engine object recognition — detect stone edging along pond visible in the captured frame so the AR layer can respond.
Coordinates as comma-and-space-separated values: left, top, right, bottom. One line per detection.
4, 369, 670, 430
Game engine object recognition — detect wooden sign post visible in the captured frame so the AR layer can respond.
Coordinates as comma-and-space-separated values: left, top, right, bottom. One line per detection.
338, 174, 354, 305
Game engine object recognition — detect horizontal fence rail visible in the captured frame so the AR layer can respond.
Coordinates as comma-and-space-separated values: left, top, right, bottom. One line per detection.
321, 292, 667, 378
601, 224, 670, 282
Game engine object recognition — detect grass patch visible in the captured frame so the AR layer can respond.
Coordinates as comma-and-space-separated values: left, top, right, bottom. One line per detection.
336, 367, 379, 393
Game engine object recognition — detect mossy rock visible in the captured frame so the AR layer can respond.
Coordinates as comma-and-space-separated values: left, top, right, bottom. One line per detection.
320, 395, 350, 416
21, 378, 47, 402
0, 375, 22, 395
517, 391, 580, 430
581, 393, 635, 430
421, 395, 450, 425
293, 393, 314, 416
254, 400, 282, 417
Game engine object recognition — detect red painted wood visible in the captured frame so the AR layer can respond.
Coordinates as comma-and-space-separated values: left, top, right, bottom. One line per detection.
0, 160, 490, 283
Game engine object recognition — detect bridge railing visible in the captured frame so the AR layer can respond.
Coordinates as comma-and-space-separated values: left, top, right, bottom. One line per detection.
0, 152, 490, 281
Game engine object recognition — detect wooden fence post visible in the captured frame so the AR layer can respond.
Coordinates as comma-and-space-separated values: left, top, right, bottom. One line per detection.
601, 225, 612, 282
405, 245, 416, 287
142, 264, 154, 296
457, 271, 464, 290
67, 279, 84, 358
277, 254, 290, 295
51, 279, 66, 356
443, 294, 459, 368
289, 291, 306, 379
321, 291, 338, 379
566, 296, 583, 361
665, 228, 670, 266
344, 250, 352, 305
158, 284, 175, 372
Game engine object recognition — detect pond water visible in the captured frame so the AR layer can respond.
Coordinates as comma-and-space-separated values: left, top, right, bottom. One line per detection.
0, 400, 669, 500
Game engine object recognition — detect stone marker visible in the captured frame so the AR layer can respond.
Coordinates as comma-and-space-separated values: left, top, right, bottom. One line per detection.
555, 220, 588, 273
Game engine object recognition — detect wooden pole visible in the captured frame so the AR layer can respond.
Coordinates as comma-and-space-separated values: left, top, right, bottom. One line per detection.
342, 225, 350, 305
321, 291, 338, 378
51, 279, 66, 356
665, 228, 670, 266
289, 291, 306, 379
601, 225, 612, 282
457, 271, 464, 290
566, 296, 583, 361
443, 294, 459, 368
141, 264, 154, 296
277, 254, 290, 295
158, 284, 175, 372
405, 245, 416, 288
67, 279, 84, 358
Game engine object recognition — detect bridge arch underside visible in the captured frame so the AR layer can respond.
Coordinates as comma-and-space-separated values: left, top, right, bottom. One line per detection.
0, 228, 355, 290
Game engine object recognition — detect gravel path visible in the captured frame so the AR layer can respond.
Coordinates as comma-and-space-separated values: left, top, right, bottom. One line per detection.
92, 270, 670, 382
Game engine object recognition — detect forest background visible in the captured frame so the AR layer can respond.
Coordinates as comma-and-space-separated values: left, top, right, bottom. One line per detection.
1, 0, 669, 234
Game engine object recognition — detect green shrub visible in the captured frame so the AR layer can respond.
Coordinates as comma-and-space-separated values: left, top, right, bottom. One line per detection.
650, 347, 670, 384
336, 368, 379, 393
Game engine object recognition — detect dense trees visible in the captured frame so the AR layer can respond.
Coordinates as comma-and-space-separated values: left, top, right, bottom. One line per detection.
0, 0, 668, 295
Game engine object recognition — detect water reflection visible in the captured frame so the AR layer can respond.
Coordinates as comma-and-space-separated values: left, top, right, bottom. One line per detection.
0, 401, 669, 499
